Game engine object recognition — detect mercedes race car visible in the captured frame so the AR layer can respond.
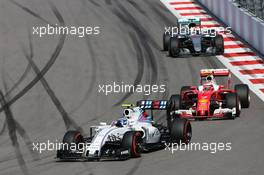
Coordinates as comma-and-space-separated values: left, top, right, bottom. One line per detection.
167, 69, 250, 125
163, 17, 224, 57
57, 102, 191, 161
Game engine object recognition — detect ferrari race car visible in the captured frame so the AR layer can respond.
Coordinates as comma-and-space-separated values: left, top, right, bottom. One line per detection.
167, 69, 250, 125
57, 102, 191, 161
163, 17, 224, 57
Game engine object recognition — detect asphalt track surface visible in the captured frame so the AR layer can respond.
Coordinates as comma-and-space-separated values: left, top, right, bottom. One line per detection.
0, 0, 263, 175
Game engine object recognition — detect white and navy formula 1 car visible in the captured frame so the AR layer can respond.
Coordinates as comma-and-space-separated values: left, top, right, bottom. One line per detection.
57, 101, 191, 161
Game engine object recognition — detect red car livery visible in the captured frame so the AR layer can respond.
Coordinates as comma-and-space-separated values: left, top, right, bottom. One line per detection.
167, 69, 250, 122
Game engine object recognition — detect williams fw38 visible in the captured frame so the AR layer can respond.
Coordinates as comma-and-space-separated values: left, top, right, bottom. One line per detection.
57, 102, 192, 161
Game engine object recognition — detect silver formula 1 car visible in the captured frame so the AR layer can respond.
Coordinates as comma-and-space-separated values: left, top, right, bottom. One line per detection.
57, 101, 192, 161
163, 17, 224, 57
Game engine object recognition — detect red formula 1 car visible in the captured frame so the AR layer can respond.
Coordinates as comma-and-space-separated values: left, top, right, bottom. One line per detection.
167, 69, 250, 125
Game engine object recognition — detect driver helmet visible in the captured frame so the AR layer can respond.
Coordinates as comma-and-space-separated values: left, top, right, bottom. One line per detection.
205, 74, 215, 84
188, 23, 196, 29
123, 108, 139, 122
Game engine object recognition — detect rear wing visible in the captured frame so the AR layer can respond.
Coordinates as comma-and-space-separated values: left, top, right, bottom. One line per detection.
200, 69, 230, 77
136, 100, 168, 110
178, 17, 201, 26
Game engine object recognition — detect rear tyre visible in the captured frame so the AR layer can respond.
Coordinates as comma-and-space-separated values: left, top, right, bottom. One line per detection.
235, 84, 250, 108
226, 93, 240, 118
163, 33, 171, 51
214, 34, 224, 55
180, 86, 191, 109
170, 118, 192, 144
168, 94, 181, 111
180, 86, 191, 94
167, 94, 181, 131
122, 131, 142, 158
169, 37, 180, 57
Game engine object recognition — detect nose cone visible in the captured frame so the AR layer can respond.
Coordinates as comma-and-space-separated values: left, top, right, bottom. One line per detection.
199, 110, 205, 116
191, 35, 202, 52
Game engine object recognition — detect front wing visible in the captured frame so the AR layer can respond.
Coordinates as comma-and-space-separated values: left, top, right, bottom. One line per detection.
171, 107, 237, 120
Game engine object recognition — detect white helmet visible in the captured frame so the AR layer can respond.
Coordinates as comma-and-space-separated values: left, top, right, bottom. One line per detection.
206, 74, 216, 84
123, 107, 141, 122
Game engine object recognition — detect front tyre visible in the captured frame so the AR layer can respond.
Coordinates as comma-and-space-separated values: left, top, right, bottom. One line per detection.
163, 33, 171, 51
57, 130, 84, 159
122, 131, 142, 158
235, 84, 250, 108
170, 118, 192, 144
226, 93, 240, 118
63, 130, 84, 147
169, 36, 180, 57
214, 34, 224, 55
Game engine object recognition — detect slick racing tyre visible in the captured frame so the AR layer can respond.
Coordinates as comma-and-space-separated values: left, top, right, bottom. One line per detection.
168, 94, 181, 111
167, 94, 181, 131
226, 93, 241, 118
170, 118, 192, 144
214, 34, 224, 55
180, 86, 191, 109
163, 32, 171, 51
235, 84, 250, 108
122, 131, 142, 158
169, 36, 180, 57
62, 130, 84, 150
180, 86, 191, 95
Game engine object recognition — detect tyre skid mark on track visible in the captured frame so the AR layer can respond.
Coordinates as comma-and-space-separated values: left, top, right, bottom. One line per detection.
0, 5, 84, 172
114, 31, 145, 106
105, 0, 112, 5
10, 0, 54, 26
4, 63, 31, 99
89, 0, 101, 7
22, 29, 82, 132
0, 120, 6, 135
68, 37, 97, 115
1, 61, 40, 161
4, 0, 55, 99
112, 1, 160, 174
127, 0, 147, 16
66, 13, 98, 116
143, 0, 176, 105
114, 0, 172, 119
0, 90, 28, 175
0, 4, 66, 114
119, 9, 160, 93
125, 158, 142, 175
144, 0, 177, 26
111, 2, 151, 105
114, 0, 160, 88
